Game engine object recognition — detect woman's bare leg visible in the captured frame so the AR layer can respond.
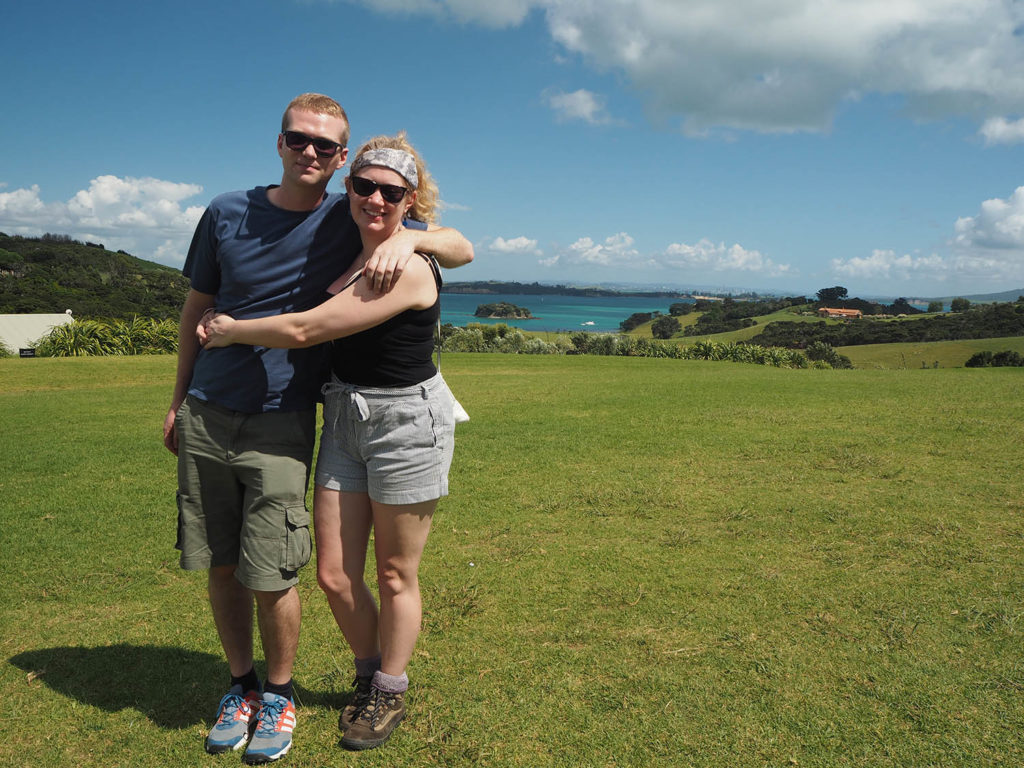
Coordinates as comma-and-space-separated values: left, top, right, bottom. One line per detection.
314, 485, 379, 659
370, 498, 437, 676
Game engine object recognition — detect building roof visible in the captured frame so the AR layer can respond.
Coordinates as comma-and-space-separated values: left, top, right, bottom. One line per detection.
818, 308, 862, 317
0, 313, 74, 352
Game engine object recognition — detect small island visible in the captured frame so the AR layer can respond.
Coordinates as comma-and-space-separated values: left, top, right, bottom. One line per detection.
474, 302, 533, 319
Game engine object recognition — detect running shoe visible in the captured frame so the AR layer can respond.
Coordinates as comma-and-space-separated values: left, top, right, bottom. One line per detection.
243, 692, 296, 764
205, 684, 261, 754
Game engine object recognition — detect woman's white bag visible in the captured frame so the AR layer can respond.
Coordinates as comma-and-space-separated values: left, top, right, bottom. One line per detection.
436, 318, 469, 423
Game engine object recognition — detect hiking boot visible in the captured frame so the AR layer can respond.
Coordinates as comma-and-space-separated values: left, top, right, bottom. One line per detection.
243, 692, 296, 764
205, 684, 261, 754
338, 674, 374, 733
341, 685, 406, 750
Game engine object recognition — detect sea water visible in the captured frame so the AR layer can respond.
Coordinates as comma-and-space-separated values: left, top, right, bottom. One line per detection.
439, 292, 688, 333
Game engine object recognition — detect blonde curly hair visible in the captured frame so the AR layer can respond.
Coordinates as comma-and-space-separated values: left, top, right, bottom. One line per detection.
348, 132, 439, 224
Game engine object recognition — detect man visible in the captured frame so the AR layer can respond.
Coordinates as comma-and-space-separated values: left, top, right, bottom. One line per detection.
163, 93, 472, 764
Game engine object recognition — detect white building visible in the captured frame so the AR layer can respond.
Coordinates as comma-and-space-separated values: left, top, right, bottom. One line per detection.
0, 312, 74, 355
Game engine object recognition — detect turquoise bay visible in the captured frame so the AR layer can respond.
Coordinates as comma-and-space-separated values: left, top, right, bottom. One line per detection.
439, 292, 685, 333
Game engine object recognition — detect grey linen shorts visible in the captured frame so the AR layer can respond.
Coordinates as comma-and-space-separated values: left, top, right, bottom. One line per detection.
175, 395, 315, 591
314, 372, 455, 505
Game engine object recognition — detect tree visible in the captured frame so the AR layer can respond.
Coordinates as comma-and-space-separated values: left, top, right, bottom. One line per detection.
669, 302, 694, 316
816, 286, 848, 304
889, 297, 919, 315
992, 350, 1024, 367
927, 300, 944, 313
651, 315, 681, 339
950, 297, 971, 312
620, 312, 654, 332
965, 350, 993, 367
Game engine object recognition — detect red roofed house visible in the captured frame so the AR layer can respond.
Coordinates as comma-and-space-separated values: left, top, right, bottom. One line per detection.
818, 308, 863, 320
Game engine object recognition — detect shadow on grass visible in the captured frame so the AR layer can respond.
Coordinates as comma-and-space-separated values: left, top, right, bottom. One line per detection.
10, 645, 226, 728
9, 644, 351, 728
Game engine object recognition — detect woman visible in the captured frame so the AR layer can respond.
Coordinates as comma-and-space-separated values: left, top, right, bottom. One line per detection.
201, 133, 456, 751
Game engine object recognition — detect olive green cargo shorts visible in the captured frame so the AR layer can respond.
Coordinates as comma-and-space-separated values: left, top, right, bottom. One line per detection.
175, 395, 314, 592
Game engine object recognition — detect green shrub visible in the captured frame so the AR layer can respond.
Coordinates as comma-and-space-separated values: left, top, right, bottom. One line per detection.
805, 340, 853, 369
33, 317, 178, 357
35, 320, 113, 356
966, 349, 1024, 367
440, 327, 817, 369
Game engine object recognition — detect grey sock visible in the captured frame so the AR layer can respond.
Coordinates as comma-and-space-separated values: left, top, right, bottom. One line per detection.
372, 670, 409, 694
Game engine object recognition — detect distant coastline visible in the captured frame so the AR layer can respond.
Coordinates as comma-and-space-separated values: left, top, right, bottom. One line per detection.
443, 280, 691, 299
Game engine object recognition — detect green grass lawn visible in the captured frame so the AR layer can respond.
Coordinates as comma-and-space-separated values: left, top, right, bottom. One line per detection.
2, 355, 1023, 767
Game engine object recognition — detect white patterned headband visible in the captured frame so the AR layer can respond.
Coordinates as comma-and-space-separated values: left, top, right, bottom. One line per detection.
350, 148, 418, 189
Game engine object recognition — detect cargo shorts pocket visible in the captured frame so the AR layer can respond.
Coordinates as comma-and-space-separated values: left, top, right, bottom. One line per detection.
283, 505, 312, 573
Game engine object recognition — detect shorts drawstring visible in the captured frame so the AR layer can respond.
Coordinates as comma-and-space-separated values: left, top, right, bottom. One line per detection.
322, 381, 371, 424
322, 373, 443, 431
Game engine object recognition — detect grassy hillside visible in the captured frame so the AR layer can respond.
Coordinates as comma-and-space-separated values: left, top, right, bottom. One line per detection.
838, 335, 1024, 369
624, 303, 1024, 369
2, 354, 1022, 767
625, 307, 830, 344
0, 234, 188, 319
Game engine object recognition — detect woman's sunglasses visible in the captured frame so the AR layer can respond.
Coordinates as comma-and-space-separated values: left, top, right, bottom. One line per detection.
281, 130, 343, 158
349, 175, 409, 204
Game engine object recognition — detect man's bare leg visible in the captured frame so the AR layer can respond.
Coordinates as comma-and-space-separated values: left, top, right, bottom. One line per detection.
208, 565, 254, 677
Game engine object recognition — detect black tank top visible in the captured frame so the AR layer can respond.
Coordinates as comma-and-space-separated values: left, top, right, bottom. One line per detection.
328, 254, 441, 386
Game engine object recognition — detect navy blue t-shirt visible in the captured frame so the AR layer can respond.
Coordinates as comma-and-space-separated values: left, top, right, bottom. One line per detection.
183, 186, 427, 413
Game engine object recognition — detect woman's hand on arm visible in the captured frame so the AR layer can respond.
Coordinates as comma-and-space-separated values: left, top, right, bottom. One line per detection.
198, 312, 238, 349
363, 224, 473, 293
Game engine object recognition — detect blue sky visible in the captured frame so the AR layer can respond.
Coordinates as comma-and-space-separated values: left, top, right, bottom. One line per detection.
4, 0, 1024, 298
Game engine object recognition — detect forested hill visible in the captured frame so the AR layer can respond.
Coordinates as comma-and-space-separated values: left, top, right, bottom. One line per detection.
0, 234, 189, 319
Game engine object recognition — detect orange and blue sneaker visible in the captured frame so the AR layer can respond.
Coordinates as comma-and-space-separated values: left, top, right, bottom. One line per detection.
243, 692, 296, 764
205, 684, 261, 754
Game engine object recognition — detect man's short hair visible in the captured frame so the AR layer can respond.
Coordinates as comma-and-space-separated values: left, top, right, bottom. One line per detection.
282, 93, 350, 147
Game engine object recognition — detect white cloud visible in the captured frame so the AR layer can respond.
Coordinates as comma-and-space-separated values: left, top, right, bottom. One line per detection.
830, 247, 1024, 289
664, 239, 792, 276
535, 232, 790, 280
979, 117, 1024, 146
337, 0, 1024, 134
489, 235, 541, 254
0, 176, 205, 265
830, 249, 945, 280
337, 0, 532, 26
831, 189, 1024, 289
545, 89, 613, 125
953, 187, 1024, 251
567, 232, 638, 265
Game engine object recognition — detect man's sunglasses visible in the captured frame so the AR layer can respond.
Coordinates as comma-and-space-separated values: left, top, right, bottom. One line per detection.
281, 130, 344, 158
349, 175, 409, 204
